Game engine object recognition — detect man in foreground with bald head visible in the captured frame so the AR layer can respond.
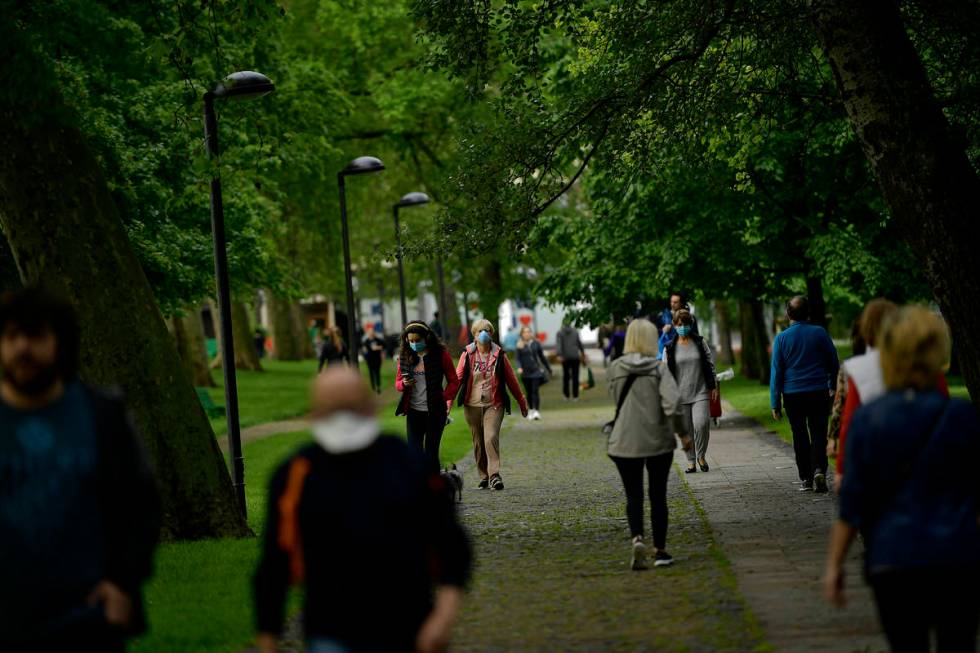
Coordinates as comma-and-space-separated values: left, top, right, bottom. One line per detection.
254, 368, 471, 653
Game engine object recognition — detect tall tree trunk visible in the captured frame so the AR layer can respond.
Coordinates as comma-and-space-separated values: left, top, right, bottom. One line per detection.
169, 311, 216, 388
479, 259, 505, 336
268, 293, 304, 361
232, 300, 263, 371
0, 78, 248, 538
291, 302, 315, 359
713, 299, 735, 366
811, 0, 980, 402
739, 300, 771, 384
805, 275, 828, 330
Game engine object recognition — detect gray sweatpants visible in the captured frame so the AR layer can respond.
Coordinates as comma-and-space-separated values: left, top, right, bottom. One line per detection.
681, 399, 711, 463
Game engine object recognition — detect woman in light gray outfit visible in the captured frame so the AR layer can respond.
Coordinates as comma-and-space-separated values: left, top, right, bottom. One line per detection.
607, 319, 692, 570
663, 309, 717, 474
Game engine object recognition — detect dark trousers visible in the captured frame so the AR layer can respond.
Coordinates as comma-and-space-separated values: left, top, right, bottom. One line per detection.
562, 359, 580, 398
610, 452, 673, 549
783, 390, 830, 481
365, 358, 382, 393
522, 376, 542, 410
406, 408, 446, 469
870, 568, 980, 652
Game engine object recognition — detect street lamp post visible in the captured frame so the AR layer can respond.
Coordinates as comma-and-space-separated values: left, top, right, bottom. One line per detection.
338, 156, 385, 366
392, 191, 430, 327
203, 71, 275, 519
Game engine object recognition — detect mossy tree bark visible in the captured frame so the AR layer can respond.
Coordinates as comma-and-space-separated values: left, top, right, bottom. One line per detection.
713, 299, 735, 366
0, 105, 249, 540
738, 300, 771, 384
811, 0, 980, 402
231, 300, 263, 371
169, 311, 215, 388
267, 293, 304, 361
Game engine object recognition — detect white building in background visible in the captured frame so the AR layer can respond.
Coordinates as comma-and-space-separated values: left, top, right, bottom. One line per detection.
498, 299, 598, 350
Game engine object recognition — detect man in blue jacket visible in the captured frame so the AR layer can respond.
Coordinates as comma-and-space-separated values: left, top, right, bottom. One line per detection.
770, 296, 839, 493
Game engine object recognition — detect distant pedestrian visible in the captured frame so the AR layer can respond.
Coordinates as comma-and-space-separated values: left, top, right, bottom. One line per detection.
515, 326, 552, 421
430, 311, 446, 341
253, 328, 266, 360
770, 296, 839, 493
823, 306, 979, 651
361, 324, 386, 394
456, 320, 528, 491
317, 326, 346, 372
604, 323, 626, 362
663, 309, 718, 474
255, 367, 471, 653
0, 288, 161, 652
395, 322, 460, 469
657, 291, 699, 356
606, 319, 692, 570
555, 321, 588, 401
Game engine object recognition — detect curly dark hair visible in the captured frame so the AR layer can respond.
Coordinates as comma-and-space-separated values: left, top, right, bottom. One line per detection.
399, 321, 445, 367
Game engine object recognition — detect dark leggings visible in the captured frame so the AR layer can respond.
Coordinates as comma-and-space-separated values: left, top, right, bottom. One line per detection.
783, 390, 830, 481
406, 409, 446, 469
366, 359, 382, 392
610, 452, 673, 549
870, 568, 980, 652
562, 359, 580, 398
522, 376, 542, 410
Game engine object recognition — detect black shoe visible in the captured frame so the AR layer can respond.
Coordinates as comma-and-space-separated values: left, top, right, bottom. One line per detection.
478, 478, 489, 490
685, 465, 698, 474
489, 474, 504, 491
653, 551, 674, 567
698, 459, 709, 472
813, 472, 828, 493
799, 479, 813, 492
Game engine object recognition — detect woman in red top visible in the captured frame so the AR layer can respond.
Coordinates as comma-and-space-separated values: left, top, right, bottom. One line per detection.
455, 319, 528, 491
395, 322, 460, 469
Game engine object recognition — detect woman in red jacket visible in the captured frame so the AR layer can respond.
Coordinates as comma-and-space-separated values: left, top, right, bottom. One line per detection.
395, 322, 460, 469
456, 319, 528, 491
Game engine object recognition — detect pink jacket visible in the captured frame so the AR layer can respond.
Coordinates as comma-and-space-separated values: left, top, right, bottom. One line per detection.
455, 343, 528, 415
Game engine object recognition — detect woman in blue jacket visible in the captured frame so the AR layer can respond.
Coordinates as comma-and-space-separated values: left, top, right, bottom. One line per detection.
823, 306, 980, 650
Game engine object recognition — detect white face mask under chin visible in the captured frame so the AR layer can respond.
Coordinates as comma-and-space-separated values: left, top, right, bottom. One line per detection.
311, 412, 380, 454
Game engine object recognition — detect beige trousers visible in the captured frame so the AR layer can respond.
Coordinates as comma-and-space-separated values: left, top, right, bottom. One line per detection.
464, 405, 504, 480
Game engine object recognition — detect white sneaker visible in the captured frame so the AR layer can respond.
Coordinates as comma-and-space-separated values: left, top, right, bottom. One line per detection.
630, 536, 647, 571
533, 410, 541, 420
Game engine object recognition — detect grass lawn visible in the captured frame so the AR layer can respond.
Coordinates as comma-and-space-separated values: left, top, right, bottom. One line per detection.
722, 346, 971, 444
135, 356, 479, 653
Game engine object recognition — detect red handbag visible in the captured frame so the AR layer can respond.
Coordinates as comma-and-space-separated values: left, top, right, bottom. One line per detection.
709, 385, 722, 419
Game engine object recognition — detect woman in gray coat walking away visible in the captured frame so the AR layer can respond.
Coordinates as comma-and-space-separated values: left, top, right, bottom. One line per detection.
607, 319, 692, 570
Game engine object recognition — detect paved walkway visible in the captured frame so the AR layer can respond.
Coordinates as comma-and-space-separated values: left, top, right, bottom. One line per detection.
684, 407, 887, 653
452, 371, 763, 652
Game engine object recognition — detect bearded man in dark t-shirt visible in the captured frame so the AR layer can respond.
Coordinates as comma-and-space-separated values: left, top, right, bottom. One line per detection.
0, 288, 160, 652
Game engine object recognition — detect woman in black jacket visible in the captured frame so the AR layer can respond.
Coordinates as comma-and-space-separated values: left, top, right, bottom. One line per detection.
515, 326, 551, 421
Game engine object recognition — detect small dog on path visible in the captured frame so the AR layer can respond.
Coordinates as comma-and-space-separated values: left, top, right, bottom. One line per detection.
441, 464, 463, 503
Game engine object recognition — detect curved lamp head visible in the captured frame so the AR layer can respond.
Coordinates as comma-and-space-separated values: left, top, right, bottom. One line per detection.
341, 156, 386, 176
212, 71, 275, 100
396, 192, 430, 208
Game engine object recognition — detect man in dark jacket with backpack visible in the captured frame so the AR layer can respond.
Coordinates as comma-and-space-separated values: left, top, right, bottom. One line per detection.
254, 367, 471, 653
0, 288, 161, 652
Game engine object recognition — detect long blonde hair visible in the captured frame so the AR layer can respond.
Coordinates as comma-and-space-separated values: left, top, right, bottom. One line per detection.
623, 319, 657, 357
880, 306, 949, 391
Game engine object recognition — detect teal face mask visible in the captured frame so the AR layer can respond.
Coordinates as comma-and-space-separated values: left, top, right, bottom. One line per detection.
675, 326, 691, 337
410, 341, 426, 352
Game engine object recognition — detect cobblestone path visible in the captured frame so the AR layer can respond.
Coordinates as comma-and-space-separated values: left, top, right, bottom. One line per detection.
685, 409, 887, 653
452, 370, 766, 653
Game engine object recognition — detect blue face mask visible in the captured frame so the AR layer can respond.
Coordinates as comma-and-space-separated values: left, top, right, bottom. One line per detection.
675, 326, 691, 337
477, 330, 491, 344
410, 341, 426, 352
